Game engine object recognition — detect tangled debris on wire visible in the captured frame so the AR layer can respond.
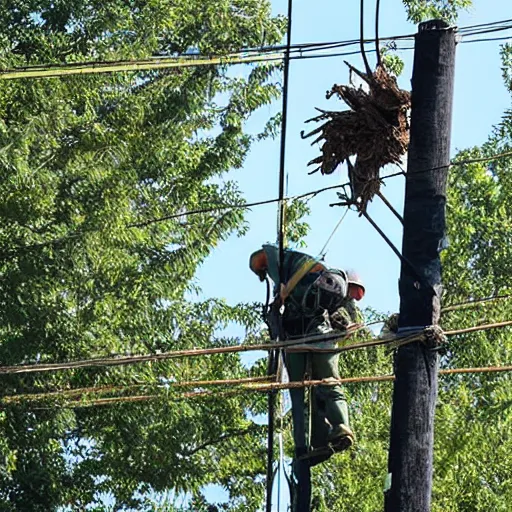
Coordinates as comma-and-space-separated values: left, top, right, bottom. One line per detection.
301, 63, 411, 212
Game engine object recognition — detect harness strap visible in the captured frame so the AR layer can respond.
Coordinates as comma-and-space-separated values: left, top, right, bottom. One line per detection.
280, 257, 322, 302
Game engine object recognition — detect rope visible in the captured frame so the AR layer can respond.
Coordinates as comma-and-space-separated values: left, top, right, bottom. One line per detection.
276, 355, 287, 512
13, 365, 512, 409
318, 208, 350, 257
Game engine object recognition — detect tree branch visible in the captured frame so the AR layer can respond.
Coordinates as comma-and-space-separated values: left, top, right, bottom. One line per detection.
181, 424, 265, 457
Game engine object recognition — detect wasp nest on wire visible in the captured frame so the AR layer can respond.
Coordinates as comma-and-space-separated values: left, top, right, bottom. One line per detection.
301, 63, 411, 212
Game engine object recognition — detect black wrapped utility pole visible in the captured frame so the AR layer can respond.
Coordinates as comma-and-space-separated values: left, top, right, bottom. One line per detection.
384, 20, 456, 512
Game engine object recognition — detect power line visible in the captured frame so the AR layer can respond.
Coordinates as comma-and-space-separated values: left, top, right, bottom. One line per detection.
0, 35, 417, 80
444, 319, 512, 336
13, 364, 512, 409
1, 375, 274, 404
380, 149, 512, 181
462, 35, 512, 44
459, 24, 512, 36
2, 319, 512, 375
0, 52, 285, 80
8, 149, 512, 258
0, 37, 409, 80
268, 0, 294, 508
295, 33, 511, 63
442, 294, 512, 313
0, 19, 510, 80
457, 18, 512, 32
4, 183, 345, 256
15, 356, 512, 405
76, 149, 512, 228
0, 325, 384, 375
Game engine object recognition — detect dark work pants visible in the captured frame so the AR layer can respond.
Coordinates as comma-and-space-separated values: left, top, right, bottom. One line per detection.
285, 351, 350, 450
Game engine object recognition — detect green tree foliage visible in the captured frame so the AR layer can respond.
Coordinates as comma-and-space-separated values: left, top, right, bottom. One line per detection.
0, 1, 286, 510
382, 0, 472, 77
402, 0, 471, 23
283, 198, 311, 249
308, 43, 512, 512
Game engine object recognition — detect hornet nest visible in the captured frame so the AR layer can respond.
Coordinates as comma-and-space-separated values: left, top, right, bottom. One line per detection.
301, 63, 411, 213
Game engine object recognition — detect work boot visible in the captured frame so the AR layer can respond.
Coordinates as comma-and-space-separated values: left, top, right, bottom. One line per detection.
328, 423, 355, 452
299, 446, 334, 467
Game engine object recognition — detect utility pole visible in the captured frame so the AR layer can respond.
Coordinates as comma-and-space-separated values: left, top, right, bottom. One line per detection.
384, 20, 456, 512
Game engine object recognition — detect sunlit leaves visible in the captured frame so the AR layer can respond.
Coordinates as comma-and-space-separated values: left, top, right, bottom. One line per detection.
402, 0, 471, 23
0, 0, 284, 509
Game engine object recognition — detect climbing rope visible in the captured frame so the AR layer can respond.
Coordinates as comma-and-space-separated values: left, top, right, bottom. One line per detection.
319, 208, 350, 258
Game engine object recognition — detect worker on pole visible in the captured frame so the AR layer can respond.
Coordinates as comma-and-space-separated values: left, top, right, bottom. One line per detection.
250, 244, 365, 464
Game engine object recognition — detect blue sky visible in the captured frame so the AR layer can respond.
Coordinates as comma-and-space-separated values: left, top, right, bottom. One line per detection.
197, 0, 511, 508
197, 0, 511, 317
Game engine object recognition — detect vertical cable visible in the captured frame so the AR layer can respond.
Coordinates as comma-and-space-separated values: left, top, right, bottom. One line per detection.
266, 354, 277, 512
277, 0, 293, 280
360, 0, 372, 74
267, 1, 293, 511
375, 0, 382, 66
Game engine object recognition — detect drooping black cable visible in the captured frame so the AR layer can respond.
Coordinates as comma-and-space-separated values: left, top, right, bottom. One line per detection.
267, 0, 294, 508
360, 0, 372, 74
375, 0, 382, 67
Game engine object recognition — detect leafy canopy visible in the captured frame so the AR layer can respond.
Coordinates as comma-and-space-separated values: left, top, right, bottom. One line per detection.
0, 1, 286, 510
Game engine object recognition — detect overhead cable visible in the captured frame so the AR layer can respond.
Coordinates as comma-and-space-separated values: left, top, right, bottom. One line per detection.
4, 149, 512, 258
442, 293, 512, 312
1, 375, 274, 404
13, 364, 512, 409
9, 361, 512, 405
2, 319, 512, 375
0, 19, 510, 80
267, 0, 294, 508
